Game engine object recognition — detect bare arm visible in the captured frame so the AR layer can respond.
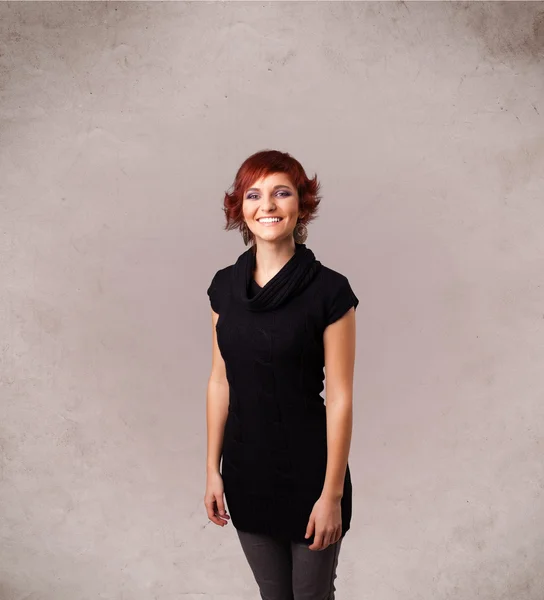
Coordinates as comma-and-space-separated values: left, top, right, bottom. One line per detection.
206, 309, 230, 475
321, 307, 356, 501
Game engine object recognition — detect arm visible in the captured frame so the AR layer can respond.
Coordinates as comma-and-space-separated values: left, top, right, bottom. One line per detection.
321, 306, 356, 501
206, 309, 230, 476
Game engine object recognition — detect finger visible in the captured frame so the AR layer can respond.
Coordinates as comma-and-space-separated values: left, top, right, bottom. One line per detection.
216, 497, 230, 519
207, 510, 225, 526
216, 512, 230, 525
305, 517, 315, 539
204, 498, 216, 520
212, 499, 231, 525
205, 499, 227, 526
309, 533, 323, 551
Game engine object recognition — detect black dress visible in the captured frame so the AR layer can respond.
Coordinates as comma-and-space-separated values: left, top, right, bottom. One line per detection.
207, 242, 359, 545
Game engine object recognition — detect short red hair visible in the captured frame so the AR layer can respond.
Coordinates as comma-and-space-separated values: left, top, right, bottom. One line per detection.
222, 150, 322, 243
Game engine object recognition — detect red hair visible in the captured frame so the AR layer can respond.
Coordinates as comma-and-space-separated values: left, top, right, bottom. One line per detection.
221, 150, 322, 244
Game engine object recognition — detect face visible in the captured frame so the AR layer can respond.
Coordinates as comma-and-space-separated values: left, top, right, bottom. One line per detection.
242, 172, 300, 244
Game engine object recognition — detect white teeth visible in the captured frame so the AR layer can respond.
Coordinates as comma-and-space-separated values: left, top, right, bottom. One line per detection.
258, 218, 282, 223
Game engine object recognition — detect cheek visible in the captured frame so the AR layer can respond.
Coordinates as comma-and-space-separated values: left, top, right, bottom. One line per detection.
242, 205, 258, 223
285, 199, 300, 217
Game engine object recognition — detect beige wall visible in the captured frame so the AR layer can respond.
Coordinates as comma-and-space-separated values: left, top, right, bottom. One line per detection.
1, 2, 543, 599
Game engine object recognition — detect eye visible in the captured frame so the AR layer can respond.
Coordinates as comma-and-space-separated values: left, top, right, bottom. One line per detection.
246, 190, 291, 200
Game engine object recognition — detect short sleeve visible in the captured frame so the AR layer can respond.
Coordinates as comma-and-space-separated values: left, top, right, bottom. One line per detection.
206, 270, 221, 314
325, 274, 359, 326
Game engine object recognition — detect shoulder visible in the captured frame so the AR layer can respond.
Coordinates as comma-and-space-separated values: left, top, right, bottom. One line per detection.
206, 265, 234, 313
317, 265, 357, 297
316, 265, 359, 326
209, 264, 234, 287
318, 265, 352, 287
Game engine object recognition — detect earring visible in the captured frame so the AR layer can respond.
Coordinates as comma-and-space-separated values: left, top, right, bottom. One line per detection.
241, 222, 251, 246
294, 221, 308, 244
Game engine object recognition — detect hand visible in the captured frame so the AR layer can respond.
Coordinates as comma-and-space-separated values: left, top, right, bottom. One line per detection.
204, 471, 231, 527
305, 495, 342, 551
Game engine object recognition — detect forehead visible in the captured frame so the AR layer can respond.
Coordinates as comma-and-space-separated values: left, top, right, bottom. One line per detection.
247, 172, 294, 191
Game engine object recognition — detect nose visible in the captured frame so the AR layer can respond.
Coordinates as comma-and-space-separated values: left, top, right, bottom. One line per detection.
261, 193, 276, 211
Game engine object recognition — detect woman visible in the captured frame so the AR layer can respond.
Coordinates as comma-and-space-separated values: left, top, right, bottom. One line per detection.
204, 149, 358, 600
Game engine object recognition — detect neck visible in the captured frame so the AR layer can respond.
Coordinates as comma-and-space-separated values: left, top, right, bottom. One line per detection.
234, 237, 319, 312
252, 238, 298, 283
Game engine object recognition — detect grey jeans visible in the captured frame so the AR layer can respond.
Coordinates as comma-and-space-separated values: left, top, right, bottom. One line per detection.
236, 529, 343, 600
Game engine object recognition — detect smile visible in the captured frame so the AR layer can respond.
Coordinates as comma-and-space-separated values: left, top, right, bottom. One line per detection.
257, 217, 283, 225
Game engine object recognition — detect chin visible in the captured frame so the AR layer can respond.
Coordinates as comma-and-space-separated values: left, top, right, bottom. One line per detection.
261, 234, 293, 244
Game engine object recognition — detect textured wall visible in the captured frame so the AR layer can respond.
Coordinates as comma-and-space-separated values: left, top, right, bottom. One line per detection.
1, 2, 543, 599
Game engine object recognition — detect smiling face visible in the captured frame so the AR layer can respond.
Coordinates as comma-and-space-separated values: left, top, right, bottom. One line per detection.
242, 172, 300, 245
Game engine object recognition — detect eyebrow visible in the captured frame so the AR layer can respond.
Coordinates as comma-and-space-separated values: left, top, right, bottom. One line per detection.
246, 184, 293, 193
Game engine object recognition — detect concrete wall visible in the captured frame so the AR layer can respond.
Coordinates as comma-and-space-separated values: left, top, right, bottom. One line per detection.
1, 2, 543, 599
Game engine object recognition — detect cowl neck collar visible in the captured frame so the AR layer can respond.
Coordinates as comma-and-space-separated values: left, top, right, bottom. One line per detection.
232, 242, 322, 311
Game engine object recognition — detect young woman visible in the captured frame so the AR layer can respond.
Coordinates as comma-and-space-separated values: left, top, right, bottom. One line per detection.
204, 150, 358, 600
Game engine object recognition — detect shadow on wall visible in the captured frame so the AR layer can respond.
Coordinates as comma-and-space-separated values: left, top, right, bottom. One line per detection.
455, 2, 544, 66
